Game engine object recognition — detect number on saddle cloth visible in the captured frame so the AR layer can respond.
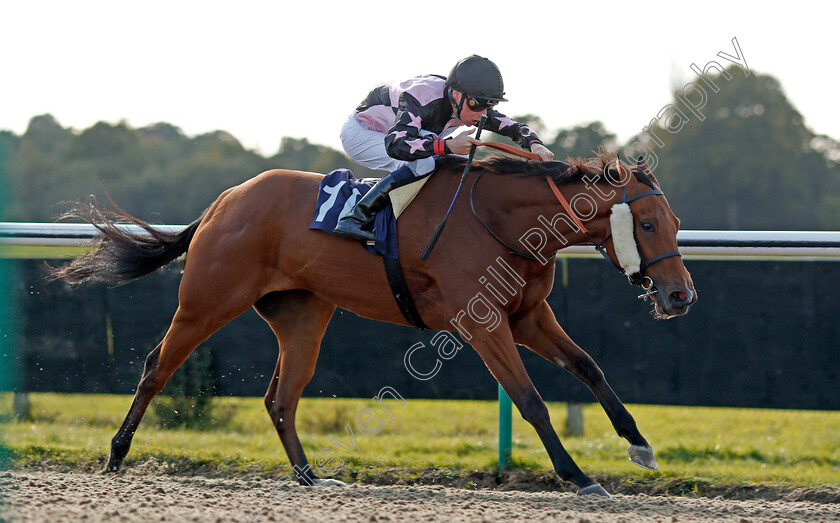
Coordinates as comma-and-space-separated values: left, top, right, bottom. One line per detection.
308, 169, 399, 259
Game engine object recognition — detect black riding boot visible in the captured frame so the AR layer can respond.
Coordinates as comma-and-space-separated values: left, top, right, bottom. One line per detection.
333, 172, 400, 242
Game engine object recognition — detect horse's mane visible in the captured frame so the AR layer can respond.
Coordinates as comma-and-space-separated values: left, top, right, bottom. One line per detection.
437, 151, 621, 185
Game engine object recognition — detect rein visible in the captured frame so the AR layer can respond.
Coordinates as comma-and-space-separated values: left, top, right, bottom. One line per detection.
473, 143, 682, 290
470, 170, 544, 262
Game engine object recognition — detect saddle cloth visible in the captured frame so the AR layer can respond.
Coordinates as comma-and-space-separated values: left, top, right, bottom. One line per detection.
308, 169, 430, 259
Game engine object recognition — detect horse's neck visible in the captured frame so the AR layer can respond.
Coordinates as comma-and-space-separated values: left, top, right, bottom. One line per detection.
557, 179, 616, 245
484, 175, 614, 257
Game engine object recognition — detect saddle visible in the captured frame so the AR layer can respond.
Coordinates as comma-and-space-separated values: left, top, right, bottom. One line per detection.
308, 144, 535, 330
308, 169, 429, 259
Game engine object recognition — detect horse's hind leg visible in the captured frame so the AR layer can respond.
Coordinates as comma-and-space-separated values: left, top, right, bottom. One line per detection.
253, 290, 339, 486
105, 278, 258, 472
511, 301, 658, 470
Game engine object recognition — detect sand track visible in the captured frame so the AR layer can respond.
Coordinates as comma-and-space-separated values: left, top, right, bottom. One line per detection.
2, 470, 839, 522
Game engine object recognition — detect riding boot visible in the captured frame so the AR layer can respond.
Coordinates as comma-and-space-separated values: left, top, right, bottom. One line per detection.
333, 167, 409, 242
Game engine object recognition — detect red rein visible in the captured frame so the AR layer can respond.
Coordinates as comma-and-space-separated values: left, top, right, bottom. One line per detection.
478, 141, 541, 160
478, 142, 590, 235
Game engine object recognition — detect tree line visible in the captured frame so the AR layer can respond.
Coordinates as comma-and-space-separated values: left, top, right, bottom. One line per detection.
1, 67, 838, 229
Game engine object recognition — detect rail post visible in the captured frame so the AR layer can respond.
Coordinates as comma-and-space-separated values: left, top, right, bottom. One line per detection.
498, 384, 512, 471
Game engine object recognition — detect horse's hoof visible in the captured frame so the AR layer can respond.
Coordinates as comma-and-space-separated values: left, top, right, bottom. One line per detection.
100, 457, 123, 474
628, 444, 658, 470
311, 478, 347, 487
578, 483, 611, 498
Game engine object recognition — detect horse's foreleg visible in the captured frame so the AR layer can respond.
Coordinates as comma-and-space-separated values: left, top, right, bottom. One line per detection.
511, 301, 657, 470
254, 290, 340, 486
468, 323, 608, 496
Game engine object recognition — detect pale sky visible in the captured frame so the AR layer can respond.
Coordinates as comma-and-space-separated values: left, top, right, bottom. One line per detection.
2, 1, 838, 156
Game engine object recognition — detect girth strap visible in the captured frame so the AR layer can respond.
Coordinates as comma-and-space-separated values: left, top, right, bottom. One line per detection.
383, 257, 429, 331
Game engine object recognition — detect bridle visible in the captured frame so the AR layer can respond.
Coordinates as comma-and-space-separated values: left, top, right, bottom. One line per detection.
548, 177, 682, 296
470, 144, 681, 296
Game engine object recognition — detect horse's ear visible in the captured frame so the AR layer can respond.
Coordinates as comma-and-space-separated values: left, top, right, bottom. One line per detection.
636, 155, 650, 172
615, 159, 629, 179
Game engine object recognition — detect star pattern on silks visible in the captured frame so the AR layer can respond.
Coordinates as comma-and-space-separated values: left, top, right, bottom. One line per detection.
407, 112, 423, 130
390, 130, 408, 140
405, 138, 427, 154
495, 115, 516, 129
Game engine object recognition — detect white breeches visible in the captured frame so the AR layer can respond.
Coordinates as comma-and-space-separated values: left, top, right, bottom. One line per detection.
340, 113, 437, 176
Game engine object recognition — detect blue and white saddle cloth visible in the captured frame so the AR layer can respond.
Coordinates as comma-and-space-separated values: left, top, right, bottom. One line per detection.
308, 169, 399, 259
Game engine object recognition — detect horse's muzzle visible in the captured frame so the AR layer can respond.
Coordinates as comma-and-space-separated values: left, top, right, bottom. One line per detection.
664, 287, 697, 316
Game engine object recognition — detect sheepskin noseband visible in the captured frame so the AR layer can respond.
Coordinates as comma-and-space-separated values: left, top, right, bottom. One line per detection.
608, 203, 641, 277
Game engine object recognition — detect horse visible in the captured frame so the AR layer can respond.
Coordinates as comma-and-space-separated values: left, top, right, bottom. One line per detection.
51, 151, 696, 497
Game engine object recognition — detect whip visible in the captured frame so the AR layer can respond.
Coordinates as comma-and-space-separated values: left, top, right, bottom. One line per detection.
420, 114, 487, 261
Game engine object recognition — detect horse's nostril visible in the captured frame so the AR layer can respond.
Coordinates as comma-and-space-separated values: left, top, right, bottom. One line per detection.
670, 290, 688, 304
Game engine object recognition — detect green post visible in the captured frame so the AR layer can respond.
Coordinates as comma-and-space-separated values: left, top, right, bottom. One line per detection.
498, 384, 512, 471
0, 133, 15, 474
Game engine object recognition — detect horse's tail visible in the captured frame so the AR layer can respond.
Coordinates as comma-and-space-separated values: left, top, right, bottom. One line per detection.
49, 195, 207, 285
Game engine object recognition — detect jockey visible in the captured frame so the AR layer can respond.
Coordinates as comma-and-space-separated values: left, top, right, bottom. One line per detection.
333, 55, 555, 242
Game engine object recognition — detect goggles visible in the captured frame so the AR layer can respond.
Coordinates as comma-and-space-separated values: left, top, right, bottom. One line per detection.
465, 96, 500, 111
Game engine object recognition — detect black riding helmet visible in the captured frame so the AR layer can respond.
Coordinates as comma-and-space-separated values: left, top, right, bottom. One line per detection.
446, 55, 507, 118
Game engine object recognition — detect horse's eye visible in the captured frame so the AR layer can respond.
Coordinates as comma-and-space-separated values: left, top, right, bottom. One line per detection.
641, 222, 656, 232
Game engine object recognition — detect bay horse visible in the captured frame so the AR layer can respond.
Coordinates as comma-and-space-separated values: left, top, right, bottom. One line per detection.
52, 152, 696, 497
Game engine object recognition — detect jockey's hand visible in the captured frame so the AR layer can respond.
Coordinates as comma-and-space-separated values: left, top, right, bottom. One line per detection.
446, 130, 481, 155
530, 143, 555, 161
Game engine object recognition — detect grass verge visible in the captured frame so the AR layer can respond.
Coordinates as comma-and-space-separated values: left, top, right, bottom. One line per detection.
1, 393, 838, 500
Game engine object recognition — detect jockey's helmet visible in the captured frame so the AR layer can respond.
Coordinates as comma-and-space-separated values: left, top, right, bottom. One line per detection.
446, 55, 508, 103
